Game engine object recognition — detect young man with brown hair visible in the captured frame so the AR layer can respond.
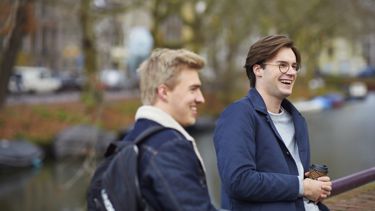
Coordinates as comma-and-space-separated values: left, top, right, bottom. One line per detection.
214, 35, 332, 211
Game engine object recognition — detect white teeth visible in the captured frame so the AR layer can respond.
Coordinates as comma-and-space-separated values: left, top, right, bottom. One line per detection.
280, 80, 291, 84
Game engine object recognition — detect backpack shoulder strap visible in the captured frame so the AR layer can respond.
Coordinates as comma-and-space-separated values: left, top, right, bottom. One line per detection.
104, 125, 168, 157
133, 125, 167, 145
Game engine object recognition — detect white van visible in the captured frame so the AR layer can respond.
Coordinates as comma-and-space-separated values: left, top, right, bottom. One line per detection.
348, 81, 368, 99
8, 66, 62, 94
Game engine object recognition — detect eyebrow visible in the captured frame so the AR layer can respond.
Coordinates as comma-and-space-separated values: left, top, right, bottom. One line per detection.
274, 60, 297, 64
189, 84, 201, 89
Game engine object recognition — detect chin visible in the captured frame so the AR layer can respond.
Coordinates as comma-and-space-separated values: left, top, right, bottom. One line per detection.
285, 91, 292, 96
280, 89, 293, 97
183, 119, 196, 127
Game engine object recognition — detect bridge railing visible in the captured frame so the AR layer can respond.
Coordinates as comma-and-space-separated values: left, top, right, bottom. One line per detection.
330, 166, 375, 196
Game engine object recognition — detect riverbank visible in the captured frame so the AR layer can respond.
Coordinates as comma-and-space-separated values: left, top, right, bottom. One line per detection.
1, 76, 374, 146
0, 93, 226, 146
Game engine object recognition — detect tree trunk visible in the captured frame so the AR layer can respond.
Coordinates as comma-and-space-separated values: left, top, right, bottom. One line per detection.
0, 0, 30, 108
79, 0, 102, 111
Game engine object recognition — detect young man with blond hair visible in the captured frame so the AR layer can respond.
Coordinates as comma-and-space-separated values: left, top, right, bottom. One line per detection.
125, 48, 218, 210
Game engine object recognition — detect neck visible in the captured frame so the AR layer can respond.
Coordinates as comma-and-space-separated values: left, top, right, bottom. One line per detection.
256, 89, 283, 113
153, 100, 170, 116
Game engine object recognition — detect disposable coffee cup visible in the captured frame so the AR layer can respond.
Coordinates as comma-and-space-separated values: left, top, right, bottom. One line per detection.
308, 164, 328, 180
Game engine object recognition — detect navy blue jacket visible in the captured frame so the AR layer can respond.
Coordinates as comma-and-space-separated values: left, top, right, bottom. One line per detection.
125, 119, 217, 211
214, 89, 311, 211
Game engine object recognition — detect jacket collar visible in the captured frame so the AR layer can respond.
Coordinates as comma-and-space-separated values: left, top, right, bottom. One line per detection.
135, 105, 194, 141
246, 88, 302, 117
135, 105, 207, 171
247, 88, 268, 114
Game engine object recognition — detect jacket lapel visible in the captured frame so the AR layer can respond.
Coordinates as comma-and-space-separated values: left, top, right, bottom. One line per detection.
248, 89, 286, 147
248, 89, 309, 169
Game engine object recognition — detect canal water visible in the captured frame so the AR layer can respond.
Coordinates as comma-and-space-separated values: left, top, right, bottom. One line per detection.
0, 93, 374, 210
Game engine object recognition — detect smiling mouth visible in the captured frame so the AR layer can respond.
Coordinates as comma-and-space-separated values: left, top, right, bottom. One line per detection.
280, 79, 292, 85
191, 106, 198, 114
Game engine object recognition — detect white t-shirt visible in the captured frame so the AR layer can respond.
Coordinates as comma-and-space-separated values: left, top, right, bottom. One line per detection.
269, 108, 319, 211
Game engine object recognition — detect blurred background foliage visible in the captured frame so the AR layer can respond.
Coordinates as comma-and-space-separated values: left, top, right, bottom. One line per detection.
1, 0, 375, 142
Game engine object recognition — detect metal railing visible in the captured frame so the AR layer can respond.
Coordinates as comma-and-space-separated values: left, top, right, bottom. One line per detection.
331, 166, 375, 196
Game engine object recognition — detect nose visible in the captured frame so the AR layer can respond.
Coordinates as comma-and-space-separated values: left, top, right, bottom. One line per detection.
287, 67, 298, 75
196, 89, 205, 104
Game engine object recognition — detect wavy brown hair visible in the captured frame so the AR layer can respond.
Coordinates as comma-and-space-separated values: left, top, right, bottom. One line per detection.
244, 35, 301, 88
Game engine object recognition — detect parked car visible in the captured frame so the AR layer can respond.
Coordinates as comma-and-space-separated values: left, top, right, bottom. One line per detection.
54, 71, 86, 91
347, 81, 368, 99
99, 69, 127, 90
8, 66, 62, 94
357, 66, 375, 78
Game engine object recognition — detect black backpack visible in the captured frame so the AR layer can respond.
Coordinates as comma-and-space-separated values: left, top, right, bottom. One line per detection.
87, 126, 166, 211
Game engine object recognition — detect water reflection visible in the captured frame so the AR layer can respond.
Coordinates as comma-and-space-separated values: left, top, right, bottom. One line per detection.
305, 92, 375, 179
0, 93, 374, 210
195, 132, 221, 207
0, 160, 90, 211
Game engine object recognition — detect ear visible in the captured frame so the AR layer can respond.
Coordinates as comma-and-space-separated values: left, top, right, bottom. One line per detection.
253, 64, 263, 77
156, 84, 169, 102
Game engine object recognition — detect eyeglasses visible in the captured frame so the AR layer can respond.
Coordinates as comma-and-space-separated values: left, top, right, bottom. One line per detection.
262, 62, 300, 74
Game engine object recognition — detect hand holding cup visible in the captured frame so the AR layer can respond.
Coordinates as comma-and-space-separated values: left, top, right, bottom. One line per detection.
308, 164, 328, 180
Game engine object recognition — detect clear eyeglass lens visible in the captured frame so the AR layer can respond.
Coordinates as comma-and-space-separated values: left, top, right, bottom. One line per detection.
279, 63, 299, 73
279, 64, 289, 73
263, 62, 299, 73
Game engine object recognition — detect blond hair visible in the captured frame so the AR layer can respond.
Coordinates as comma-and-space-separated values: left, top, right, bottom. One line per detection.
138, 48, 205, 105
